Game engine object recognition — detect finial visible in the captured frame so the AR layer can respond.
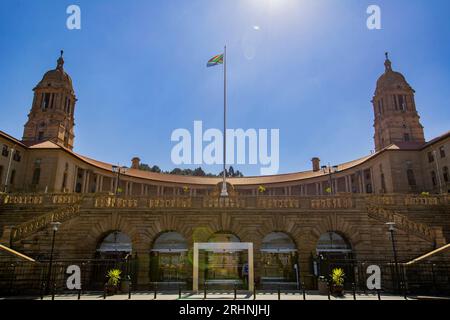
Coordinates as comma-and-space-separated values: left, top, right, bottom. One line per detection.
57, 50, 65, 70
384, 51, 392, 72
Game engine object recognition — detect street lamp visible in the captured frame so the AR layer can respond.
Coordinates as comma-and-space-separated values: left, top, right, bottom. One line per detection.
321, 164, 339, 195
112, 165, 127, 196
45, 221, 61, 294
386, 222, 401, 292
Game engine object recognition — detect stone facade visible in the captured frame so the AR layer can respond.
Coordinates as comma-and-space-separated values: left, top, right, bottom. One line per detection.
0, 53, 449, 291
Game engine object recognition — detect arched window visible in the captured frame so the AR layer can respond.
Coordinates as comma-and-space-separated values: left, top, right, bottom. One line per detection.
97, 231, 132, 258
316, 232, 352, 254
261, 232, 296, 253
150, 232, 188, 284
261, 233, 298, 287
208, 232, 240, 243
152, 232, 188, 253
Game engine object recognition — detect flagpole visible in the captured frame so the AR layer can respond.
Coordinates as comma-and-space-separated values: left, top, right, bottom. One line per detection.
221, 45, 228, 197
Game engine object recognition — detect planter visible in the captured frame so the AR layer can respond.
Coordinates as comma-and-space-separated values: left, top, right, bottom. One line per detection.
318, 280, 329, 295
121, 280, 131, 293
105, 284, 118, 296
332, 285, 344, 297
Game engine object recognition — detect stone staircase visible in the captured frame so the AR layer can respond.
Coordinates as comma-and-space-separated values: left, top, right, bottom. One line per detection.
367, 205, 446, 246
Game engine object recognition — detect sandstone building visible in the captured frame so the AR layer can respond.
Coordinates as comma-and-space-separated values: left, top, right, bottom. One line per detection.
0, 53, 449, 292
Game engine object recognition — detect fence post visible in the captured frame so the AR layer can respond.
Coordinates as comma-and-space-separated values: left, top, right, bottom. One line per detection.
377, 289, 381, 300
128, 282, 132, 300
327, 282, 331, 300
352, 283, 356, 300
253, 282, 256, 300
203, 281, 207, 300
103, 284, 107, 299
78, 288, 81, 300
154, 283, 158, 300
302, 282, 306, 300
234, 283, 237, 300
40, 281, 46, 300
51, 282, 56, 301
277, 285, 281, 300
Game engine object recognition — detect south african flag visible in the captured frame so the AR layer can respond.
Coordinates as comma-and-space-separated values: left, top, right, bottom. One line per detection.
207, 54, 224, 67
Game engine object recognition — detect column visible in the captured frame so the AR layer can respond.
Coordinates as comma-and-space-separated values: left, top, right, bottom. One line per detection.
248, 243, 254, 292
193, 243, 199, 291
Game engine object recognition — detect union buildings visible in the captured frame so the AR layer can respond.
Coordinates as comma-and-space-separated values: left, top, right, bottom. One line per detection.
0, 52, 449, 291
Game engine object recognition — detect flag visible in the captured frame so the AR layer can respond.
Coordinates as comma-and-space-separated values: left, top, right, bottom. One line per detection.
207, 54, 224, 67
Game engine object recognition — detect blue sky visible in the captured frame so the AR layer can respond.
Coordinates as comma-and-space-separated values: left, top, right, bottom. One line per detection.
0, 0, 449, 176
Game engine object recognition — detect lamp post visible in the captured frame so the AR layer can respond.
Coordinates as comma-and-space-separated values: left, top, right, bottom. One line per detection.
112, 165, 127, 196
386, 222, 401, 292
46, 222, 61, 294
321, 164, 339, 195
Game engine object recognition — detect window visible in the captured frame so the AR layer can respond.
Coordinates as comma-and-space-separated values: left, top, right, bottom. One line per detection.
380, 173, 386, 192
31, 168, 41, 186
428, 152, 435, 163
393, 95, 398, 110
62, 173, 68, 191
13, 150, 21, 162
0, 166, 3, 185
2, 145, 9, 157
431, 171, 437, 187
42, 93, 51, 110
440, 146, 446, 158
407, 169, 417, 187
398, 95, 405, 111
443, 167, 449, 183
9, 170, 16, 185
38, 132, 44, 141
404, 133, 410, 142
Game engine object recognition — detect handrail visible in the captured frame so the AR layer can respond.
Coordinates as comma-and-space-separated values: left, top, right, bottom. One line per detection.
405, 243, 450, 265
0, 244, 36, 262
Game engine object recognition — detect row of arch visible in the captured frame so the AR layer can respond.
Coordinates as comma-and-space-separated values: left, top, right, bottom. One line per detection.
97, 231, 352, 255
96, 230, 353, 286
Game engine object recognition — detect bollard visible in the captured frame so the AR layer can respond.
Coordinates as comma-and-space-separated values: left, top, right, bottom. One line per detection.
78, 288, 82, 300
204, 281, 207, 300
51, 282, 56, 301
302, 282, 306, 300
253, 282, 256, 301
234, 284, 237, 300
327, 282, 331, 300
377, 289, 381, 300
128, 283, 132, 300
402, 282, 408, 300
352, 283, 356, 300
40, 282, 46, 300
278, 286, 281, 301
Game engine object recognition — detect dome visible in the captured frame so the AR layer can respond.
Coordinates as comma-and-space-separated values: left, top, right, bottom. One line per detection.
34, 51, 74, 92
375, 53, 413, 94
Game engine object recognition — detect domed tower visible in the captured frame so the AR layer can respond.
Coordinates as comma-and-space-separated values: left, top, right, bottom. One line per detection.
22, 51, 77, 150
372, 53, 425, 152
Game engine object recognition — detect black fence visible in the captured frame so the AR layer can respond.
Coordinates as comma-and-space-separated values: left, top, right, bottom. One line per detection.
0, 258, 138, 296
1, 258, 449, 297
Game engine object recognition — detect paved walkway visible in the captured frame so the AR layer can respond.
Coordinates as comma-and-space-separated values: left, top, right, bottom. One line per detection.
2, 292, 413, 300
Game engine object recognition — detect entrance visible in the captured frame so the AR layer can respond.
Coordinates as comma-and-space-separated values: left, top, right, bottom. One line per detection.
193, 242, 254, 292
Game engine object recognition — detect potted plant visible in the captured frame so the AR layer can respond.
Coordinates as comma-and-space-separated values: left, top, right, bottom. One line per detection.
330, 268, 345, 296
105, 269, 122, 295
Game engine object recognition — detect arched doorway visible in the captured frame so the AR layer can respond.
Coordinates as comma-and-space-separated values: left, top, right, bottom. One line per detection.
260, 232, 298, 289
315, 232, 354, 288
91, 231, 135, 290
201, 232, 247, 289
149, 232, 188, 287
